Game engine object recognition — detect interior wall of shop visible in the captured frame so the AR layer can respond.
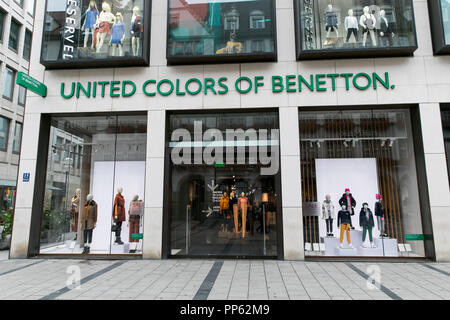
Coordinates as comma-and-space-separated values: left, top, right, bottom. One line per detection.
8, 0, 450, 261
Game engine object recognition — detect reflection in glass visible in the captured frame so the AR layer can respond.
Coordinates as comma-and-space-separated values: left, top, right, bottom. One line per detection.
41, 0, 146, 63
168, 0, 275, 58
441, 0, 450, 45
441, 107, 450, 179
299, 0, 416, 51
39, 115, 147, 255
299, 109, 425, 258
168, 112, 280, 257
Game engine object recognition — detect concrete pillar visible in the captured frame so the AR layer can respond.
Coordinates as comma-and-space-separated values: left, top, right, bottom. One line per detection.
419, 103, 450, 261
142, 110, 166, 259
279, 107, 304, 260
10, 113, 42, 258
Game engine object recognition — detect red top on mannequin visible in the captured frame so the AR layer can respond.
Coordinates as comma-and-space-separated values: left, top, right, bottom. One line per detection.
113, 193, 126, 222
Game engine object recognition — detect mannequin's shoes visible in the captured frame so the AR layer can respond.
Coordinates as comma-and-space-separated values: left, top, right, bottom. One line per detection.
86, 246, 90, 254
82, 246, 87, 254
350, 227, 355, 230
339, 244, 344, 249
348, 243, 353, 248
362, 243, 368, 248
115, 237, 124, 245
370, 243, 377, 248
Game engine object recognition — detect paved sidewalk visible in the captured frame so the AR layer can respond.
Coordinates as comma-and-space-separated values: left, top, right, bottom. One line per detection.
0, 254, 448, 300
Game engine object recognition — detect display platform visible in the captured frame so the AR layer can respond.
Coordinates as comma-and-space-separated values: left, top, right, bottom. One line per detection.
335, 247, 358, 256
323, 229, 399, 257
111, 243, 130, 254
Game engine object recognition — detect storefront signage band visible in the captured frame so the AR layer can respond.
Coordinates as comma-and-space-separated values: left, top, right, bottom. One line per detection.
60, 72, 394, 99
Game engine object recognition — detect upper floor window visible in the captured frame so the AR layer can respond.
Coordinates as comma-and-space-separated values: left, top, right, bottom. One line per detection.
27, 0, 35, 16
0, 10, 5, 42
23, 29, 32, 61
428, 0, 450, 54
12, 122, 22, 154
167, 0, 276, 65
295, 0, 417, 60
15, 0, 24, 8
2, 67, 16, 101
18, 85, 27, 106
9, 19, 21, 52
41, 0, 151, 69
250, 10, 266, 29
0, 116, 10, 152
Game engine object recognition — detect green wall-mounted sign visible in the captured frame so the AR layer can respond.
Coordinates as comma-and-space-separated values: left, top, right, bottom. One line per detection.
60, 72, 394, 100
131, 233, 143, 240
16, 72, 47, 98
405, 234, 433, 241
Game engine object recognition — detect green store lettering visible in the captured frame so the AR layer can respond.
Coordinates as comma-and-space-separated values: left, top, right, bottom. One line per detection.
60, 72, 393, 99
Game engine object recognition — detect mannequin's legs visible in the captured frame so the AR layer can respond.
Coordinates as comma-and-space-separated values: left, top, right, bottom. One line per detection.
233, 204, 239, 233
114, 221, 123, 244
118, 44, 123, 57
362, 33, 368, 47
370, 30, 377, 46
242, 204, 247, 238
132, 37, 137, 56
111, 44, 117, 57
340, 224, 351, 244
84, 29, 91, 48
97, 33, 106, 53
83, 227, 93, 254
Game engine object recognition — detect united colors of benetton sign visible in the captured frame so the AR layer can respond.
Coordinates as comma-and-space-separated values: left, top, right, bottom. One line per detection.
60, 72, 394, 99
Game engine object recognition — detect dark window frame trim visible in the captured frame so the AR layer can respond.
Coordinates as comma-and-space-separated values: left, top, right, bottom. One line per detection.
0, 115, 11, 152
39, 0, 152, 70
12, 121, 22, 155
2, 66, 16, 101
0, 9, 6, 43
428, 0, 450, 55
166, 0, 278, 66
8, 17, 22, 53
293, 0, 419, 60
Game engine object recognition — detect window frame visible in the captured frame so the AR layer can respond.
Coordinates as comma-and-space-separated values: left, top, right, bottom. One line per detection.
39, 0, 152, 69
0, 116, 10, 152
0, 9, 6, 43
8, 18, 22, 53
23, 29, 32, 61
293, 0, 419, 60
12, 122, 23, 155
2, 66, 16, 101
428, 0, 450, 55
166, 0, 278, 66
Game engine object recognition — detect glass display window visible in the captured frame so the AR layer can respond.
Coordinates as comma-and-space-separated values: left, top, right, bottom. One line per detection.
295, 0, 418, 59
39, 114, 147, 255
299, 108, 426, 258
428, 0, 450, 54
167, 0, 276, 65
41, 0, 150, 69
167, 111, 281, 258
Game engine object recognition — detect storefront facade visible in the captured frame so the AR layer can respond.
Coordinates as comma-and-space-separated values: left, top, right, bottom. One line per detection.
8, 0, 450, 261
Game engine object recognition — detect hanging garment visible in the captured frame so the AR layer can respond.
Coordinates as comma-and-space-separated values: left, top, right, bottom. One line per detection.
82, 200, 98, 230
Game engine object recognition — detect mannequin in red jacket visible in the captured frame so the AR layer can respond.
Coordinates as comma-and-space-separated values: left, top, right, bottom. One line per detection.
112, 187, 126, 245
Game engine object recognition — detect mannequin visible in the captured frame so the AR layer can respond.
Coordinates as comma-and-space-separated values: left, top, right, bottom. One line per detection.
128, 195, 143, 244
238, 192, 249, 239
230, 192, 239, 234
96, 2, 115, 53
375, 194, 387, 237
324, 4, 339, 45
81, 1, 99, 48
69, 188, 81, 240
344, 9, 359, 43
110, 12, 126, 56
82, 194, 97, 254
321, 194, 335, 237
360, 6, 377, 47
377, 10, 394, 47
216, 32, 243, 54
359, 203, 376, 248
131, 6, 143, 56
337, 205, 352, 248
338, 188, 356, 230
219, 192, 230, 232
112, 187, 125, 245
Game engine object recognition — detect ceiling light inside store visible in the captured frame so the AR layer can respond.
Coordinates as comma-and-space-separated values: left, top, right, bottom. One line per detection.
343, 141, 349, 148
